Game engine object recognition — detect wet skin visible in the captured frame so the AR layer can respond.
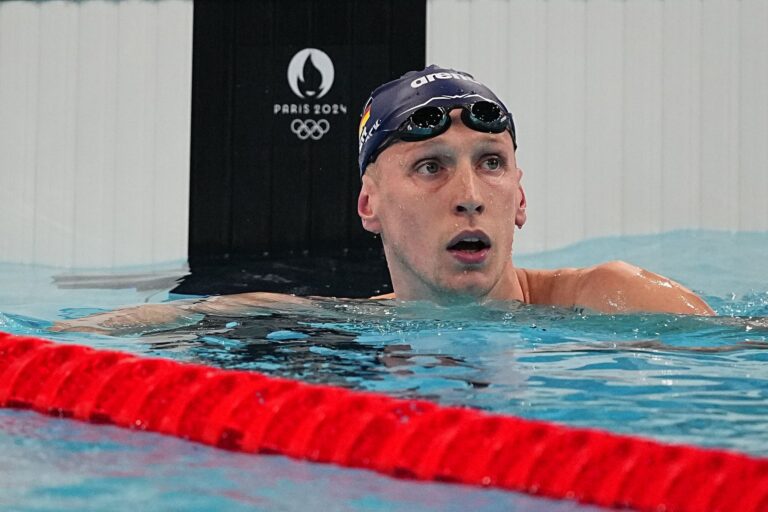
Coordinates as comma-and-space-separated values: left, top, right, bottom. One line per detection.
358, 111, 714, 315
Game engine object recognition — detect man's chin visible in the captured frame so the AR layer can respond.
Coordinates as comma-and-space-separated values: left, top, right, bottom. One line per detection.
435, 271, 496, 300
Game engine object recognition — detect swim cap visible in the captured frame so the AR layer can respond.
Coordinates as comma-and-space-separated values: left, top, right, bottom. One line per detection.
357, 65, 517, 176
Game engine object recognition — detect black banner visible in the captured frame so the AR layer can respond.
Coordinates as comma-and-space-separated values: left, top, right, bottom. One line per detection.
190, 0, 427, 261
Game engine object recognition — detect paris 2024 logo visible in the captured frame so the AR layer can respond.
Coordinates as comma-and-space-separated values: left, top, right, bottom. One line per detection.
274, 48, 348, 141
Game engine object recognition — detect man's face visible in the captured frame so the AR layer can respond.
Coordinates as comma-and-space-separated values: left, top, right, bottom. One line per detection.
358, 110, 527, 302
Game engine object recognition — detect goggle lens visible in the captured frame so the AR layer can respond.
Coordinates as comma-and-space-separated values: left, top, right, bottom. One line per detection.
469, 101, 502, 123
400, 106, 449, 141
411, 106, 445, 128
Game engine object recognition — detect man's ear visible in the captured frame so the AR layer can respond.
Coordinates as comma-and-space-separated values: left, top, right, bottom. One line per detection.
515, 168, 527, 228
358, 176, 382, 234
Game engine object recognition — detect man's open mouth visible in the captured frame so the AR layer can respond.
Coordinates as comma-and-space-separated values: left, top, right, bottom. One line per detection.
448, 238, 490, 252
447, 232, 492, 264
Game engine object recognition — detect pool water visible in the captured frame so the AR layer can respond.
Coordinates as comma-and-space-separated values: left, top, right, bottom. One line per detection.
0, 408, 594, 512
1, 230, 766, 510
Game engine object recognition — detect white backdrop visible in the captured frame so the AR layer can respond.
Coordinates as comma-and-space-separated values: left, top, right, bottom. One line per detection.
428, 0, 768, 254
1, 0, 766, 267
0, 0, 192, 268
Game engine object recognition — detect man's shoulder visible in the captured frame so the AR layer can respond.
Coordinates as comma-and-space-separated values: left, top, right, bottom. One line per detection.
518, 260, 638, 282
517, 261, 714, 315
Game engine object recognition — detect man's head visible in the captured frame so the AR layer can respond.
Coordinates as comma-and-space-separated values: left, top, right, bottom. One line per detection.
357, 66, 527, 303
358, 65, 517, 176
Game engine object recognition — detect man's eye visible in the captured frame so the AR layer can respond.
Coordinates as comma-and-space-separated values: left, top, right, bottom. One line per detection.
482, 157, 502, 171
415, 161, 440, 175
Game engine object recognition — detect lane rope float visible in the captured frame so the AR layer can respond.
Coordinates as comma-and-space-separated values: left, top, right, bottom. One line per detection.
1, 331, 766, 511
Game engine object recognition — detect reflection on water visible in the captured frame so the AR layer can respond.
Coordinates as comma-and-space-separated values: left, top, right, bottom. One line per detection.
141, 301, 495, 398
112, 295, 768, 457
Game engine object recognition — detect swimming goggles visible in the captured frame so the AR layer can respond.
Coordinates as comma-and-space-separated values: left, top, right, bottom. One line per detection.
368, 101, 517, 165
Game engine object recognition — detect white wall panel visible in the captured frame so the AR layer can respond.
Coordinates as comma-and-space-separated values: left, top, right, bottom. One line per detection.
544, 0, 586, 249
0, 2, 39, 264
738, 0, 768, 232
0, 0, 192, 268
428, 0, 472, 68
699, 0, 739, 231
428, 0, 768, 253
34, 1, 79, 267
73, 0, 118, 267
661, 0, 701, 232
153, 0, 193, 263
622, 0, 663, 236
584, 0, 623, 240
113, 0, 156, 267
512, 0, 548, 256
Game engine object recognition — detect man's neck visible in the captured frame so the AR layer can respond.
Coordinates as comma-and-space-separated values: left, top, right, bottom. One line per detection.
389, 262, 527, 305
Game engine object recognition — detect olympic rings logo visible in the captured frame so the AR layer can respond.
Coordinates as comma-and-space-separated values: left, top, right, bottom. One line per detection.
290, 119, 330, 140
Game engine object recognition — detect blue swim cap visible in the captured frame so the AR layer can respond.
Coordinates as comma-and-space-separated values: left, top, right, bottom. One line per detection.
357, 65, 516, 176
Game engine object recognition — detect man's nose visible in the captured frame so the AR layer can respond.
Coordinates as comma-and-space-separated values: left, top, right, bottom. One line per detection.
453, 165, 485, 215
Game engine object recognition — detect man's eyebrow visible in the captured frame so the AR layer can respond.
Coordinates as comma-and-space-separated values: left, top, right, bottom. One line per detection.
478, 133, 512, 147
405, 140, 457, 158
474, 140, 508, 152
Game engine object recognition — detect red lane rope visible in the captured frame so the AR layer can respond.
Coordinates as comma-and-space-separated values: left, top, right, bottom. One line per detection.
1, 331, 766, 511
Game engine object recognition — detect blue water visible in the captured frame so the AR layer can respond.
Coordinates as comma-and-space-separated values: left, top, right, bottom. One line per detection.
1, 230, 767, 511
0, 409, 591, 512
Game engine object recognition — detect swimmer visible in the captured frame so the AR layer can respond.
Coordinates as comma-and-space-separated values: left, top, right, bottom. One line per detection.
52, 65, 713, 334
